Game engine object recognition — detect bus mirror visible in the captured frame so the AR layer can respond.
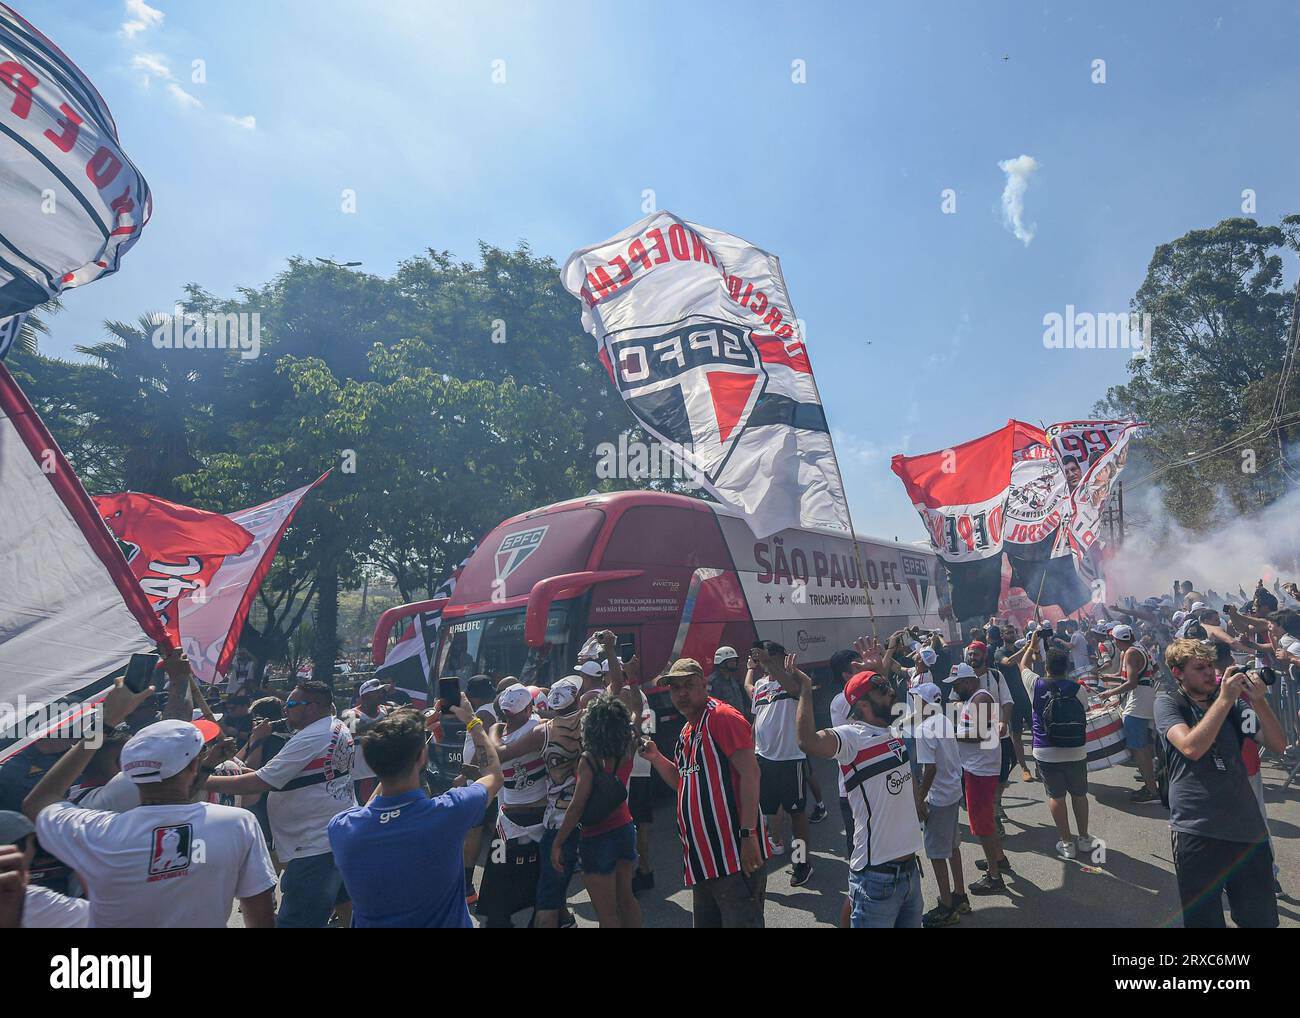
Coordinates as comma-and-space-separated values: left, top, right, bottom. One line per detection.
524, 569, 643, 647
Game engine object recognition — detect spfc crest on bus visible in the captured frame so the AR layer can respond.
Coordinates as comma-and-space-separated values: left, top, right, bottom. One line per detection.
495, 526, 548, 585
603, 316, 768, 484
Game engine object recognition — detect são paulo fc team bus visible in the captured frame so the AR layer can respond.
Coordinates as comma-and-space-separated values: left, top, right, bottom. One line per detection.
374, 491, 955, 764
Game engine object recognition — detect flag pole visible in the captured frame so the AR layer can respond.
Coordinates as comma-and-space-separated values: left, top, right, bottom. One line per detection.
771, 259, 880, 642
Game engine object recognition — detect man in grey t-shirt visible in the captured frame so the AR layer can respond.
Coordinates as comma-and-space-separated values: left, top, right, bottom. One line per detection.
1155, 639, 1283, 928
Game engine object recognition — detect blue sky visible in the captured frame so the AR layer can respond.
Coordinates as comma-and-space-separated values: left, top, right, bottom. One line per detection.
21, 0, 1300, 541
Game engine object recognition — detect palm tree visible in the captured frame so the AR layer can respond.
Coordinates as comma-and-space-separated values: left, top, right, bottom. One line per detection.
1, 296, 62, 358
76, 314, 206, 498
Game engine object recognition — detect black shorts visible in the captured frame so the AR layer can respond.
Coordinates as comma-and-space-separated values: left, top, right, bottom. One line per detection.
758, 756, 807, 815
998, 736, 1015, 784
476, 836, 541, 925
629, 776, 654, 823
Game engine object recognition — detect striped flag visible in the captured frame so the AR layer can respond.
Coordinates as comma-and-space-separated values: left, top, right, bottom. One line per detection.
561, 212, 849, 538
0, 4, 150, 333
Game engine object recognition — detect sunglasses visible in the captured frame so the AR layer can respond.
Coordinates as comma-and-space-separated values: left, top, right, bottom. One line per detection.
284, 699, 311, 709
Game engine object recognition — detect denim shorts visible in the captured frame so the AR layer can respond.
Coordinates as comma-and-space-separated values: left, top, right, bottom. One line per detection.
848, 860, 922, 929
1123, 715, 1152, 750
535, 826, 580, 911
579, 821, 637, 875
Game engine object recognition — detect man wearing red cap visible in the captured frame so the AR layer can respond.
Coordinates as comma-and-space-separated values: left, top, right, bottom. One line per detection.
795, 662, 924, 927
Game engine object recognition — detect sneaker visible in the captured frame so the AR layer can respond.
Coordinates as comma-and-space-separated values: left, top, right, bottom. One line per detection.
771, 842, 785, 856
790, 861, 814, 886
922, 903, 960, 927
1020, 768, 1035, 782
1130, 788, 1159, 803
1275, 878, 1284, 898
1055, 840, 1077, 860
631, 870, 655, 895
1075, 835, 1098, 853
809, 802, 828, 824
974, 857, 1013, 874
560, 910, 577, 929
951, 893, 972, 915
995, 819, 1006, 838
968, 874, 1007, 895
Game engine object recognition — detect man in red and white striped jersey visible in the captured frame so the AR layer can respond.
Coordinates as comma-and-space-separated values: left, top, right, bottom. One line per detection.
639, 658, 768, 928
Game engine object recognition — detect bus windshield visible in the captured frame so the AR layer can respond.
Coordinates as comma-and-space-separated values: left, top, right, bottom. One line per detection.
435, 605, 572, 687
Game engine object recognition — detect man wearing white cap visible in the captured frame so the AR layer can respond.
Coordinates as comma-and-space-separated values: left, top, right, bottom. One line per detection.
489, 676, 583, 927
1094, 624, 1160, 803
912, 682, 968, 927
343, 678, 392, 800
22, 678, 276, 928
479, 682, 546, 926
708, 646, 748, 718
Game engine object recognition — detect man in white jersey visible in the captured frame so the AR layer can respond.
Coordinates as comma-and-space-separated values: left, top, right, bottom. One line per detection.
1094, 624, 1160, 802
952, 663, 1011, 894
24, 677, 276, 928
796, 663, 924, 928
747, 641, 813, 886
912, 682, 969, 927
204, 679, 356, 927
479, 682, 546, 927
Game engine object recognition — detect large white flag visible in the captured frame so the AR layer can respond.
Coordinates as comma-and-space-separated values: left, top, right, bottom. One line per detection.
561, 212, 850, 538
0, 364, 164, 737
0, 3, 151, 327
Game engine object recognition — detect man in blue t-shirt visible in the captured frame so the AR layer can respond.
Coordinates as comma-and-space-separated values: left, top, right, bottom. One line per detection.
329, 697, 503, 927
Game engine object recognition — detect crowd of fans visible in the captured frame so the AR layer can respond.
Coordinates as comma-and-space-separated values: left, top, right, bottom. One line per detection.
1, 579, 1297, 929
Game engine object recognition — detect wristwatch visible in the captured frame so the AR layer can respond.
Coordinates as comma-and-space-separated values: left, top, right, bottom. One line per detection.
739, 827, 754, 839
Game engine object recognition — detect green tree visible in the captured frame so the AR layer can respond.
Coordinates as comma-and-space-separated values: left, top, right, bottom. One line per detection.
1097, 217, 1300, 529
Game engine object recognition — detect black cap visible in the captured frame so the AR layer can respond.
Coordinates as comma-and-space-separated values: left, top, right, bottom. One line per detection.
466, 675, 495, 700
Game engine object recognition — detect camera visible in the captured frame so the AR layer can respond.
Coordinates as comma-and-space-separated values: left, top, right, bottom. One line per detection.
1246, 666, 1277, 687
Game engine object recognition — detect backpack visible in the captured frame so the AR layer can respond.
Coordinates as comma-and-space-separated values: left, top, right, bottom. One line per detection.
1041, 680, 1086, 748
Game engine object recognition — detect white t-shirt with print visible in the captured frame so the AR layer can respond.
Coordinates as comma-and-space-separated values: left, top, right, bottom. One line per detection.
36, 800, 276, 928
68, 771, 141, 812
257, 715, 357, 861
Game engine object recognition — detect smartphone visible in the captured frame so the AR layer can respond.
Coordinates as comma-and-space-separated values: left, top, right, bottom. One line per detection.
436, 677, 460, 712
124, 652, 159, 694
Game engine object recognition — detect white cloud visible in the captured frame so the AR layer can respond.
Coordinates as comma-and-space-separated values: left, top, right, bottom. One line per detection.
166, 83, 203, 110
223, 114, 257, 131
998, 154, 1038, 247
131, 52, 173, 80
121, 0, 163, 38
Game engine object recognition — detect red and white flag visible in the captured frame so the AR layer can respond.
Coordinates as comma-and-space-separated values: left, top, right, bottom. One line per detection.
179, 474, 328, 684
0, 365, 166, 734
0, 4, 151, 337
91, 492, 253, 643
891, 422, 1016, 621
561, 212, 849, 538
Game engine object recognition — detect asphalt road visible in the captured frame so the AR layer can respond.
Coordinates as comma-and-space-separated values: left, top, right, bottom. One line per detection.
230, 747, 1300, 928
544, 752, 1300, 929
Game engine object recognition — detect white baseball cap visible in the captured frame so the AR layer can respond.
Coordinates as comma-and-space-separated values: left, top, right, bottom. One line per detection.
1172, 610, 1187, 626
1189, 601, 1209, 615
918, 647, 937, 666
912, 682, 943, 704
713, 646, 739, 665
547, 677, 583, 712
578, 659, 608, 678
949, 662, 977, 681
1111, 624, 1134, 642
498, 683, 534, 715
359, 678, 385, 696
528, 686, 550, 711
121, 719, 216, 784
